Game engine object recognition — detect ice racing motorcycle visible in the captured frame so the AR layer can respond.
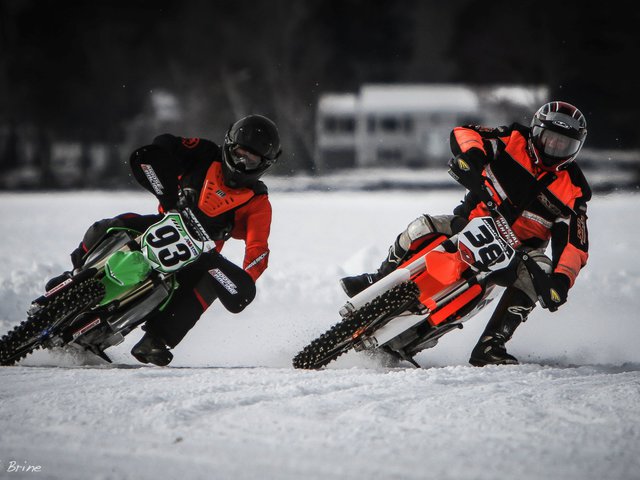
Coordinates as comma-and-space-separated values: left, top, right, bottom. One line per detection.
293, 194, 556, 370
0, 206, 250, 366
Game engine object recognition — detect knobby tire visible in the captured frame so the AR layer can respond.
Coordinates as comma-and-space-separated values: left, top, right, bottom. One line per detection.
0, 279, 105, 366
292, 281, 420, 369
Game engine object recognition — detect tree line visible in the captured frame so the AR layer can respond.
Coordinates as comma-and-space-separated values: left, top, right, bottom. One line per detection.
0, 0, 637, 187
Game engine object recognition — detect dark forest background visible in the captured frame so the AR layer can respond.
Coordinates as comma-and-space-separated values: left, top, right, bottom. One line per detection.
0, 0, 638, 187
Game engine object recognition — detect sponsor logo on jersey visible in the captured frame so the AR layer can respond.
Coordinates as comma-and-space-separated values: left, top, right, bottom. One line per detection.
245, 252, 268, 270
140, 163, 164, 195
576, 214, 587, 245
457, 158, 471, 171
536, 192, 563, 217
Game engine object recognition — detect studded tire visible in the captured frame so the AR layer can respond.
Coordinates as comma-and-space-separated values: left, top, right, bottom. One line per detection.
292, 281, 420, 370
0, 279, 105, 366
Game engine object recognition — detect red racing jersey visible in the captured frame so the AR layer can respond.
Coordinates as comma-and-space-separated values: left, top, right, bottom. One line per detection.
150, 134, 272, 282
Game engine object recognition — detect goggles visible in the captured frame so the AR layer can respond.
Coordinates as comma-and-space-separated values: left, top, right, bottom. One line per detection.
229, 145, 264, 171
532, 127, 582, 165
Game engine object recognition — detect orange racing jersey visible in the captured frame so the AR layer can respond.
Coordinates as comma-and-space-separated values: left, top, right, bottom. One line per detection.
450, 123, 591, 287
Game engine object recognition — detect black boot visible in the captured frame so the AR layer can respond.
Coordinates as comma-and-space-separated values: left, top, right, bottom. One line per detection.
469, 287, 534, 367
340, 238, 406, 298
131, 332, 173, 366
469, 333, 519, 366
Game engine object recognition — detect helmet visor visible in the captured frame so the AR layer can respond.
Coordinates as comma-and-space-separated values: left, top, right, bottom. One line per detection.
229, 145, 264, 171
532, 126, 582, 164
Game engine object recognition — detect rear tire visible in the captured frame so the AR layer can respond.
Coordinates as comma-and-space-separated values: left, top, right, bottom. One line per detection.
293, 282, 420, 369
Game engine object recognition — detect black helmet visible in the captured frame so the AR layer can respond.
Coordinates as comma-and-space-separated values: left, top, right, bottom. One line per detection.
222, 114, 281, 188
529, 101, 587, 171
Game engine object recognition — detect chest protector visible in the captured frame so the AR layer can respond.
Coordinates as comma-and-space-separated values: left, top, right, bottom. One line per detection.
198, 162, 255, 217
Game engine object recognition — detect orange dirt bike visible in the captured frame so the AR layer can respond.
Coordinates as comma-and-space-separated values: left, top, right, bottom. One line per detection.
293, 191, 555, 370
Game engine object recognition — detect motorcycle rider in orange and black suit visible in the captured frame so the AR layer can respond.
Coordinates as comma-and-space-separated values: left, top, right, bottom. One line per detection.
47, 115, 282, 366
340, 101, 591, 366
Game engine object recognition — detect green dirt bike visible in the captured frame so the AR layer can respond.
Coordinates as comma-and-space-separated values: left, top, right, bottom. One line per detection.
0, 206, 252, 366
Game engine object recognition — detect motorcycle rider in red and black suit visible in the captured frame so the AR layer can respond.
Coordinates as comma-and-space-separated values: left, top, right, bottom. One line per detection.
340, 101, 591, 366
47, 114, 282, 366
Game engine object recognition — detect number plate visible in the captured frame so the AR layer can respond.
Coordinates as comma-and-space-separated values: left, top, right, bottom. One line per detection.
141, 213, 203, 273
458, 217, 515, 272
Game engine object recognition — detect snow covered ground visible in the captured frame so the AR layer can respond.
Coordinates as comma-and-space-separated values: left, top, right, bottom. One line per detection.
1, 187, 639, 479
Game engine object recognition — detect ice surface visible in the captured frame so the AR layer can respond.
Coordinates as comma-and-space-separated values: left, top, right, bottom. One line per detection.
1, 189, 639, 479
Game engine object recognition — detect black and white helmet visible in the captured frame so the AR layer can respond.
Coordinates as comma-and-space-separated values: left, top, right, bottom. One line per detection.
529, 101, 587, 171
222, 114, 281, 188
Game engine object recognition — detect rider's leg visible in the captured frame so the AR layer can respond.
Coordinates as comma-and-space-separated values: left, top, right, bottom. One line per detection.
131, 252, 256, 366
45, 214, 159, 291
131, 268, 217, 366
340, 214, 465, 298
469, 250, 552, 366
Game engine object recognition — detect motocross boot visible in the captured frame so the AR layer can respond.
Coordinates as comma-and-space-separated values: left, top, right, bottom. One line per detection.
340, 237, 406, 298
131, 332, 173, 366
469, 286, 534, 367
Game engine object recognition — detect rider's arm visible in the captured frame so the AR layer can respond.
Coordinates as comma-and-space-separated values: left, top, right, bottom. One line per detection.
231, 194, 272, 282
551, 197, 589, 288
450, 126, 490, 159
449, 125, 507, 186
152, 134, 219, 174
448, 125, 498, 202
550, 165, 591, 288
130, 134, 218, 211
451, 124, 511, 161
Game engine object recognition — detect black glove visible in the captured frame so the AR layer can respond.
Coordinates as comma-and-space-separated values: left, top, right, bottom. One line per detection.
538, 273, 570, 312
448, 148, 486, 195
176, 188, 199, 211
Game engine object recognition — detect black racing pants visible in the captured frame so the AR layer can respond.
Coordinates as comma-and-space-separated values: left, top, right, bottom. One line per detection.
72, 213, 255, 348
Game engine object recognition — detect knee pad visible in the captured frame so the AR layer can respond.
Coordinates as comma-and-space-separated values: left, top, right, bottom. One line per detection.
398, 215, 455, 251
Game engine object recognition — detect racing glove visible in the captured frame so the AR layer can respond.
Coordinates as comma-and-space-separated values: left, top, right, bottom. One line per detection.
176, 187, 199, 211
448, 148, 487, 196
538, 272, 570, 312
